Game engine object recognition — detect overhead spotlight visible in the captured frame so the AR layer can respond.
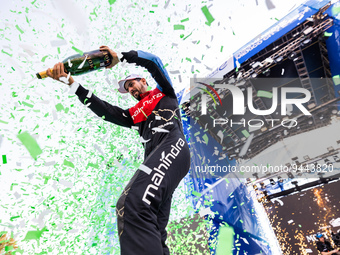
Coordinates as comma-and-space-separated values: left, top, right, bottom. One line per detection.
301, 38, 311, 46
303, 27, 314, 35
288, 52, 297, 60
308, 120, 313, 125
275, 56, 283, 63
332, 109, 338, 115
252, 73, 258, 78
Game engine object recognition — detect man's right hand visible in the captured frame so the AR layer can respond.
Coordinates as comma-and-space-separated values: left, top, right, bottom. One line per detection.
46, 62, 74, 85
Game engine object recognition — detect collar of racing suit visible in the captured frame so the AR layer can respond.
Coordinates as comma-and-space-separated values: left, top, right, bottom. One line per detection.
139, 90, 151, 100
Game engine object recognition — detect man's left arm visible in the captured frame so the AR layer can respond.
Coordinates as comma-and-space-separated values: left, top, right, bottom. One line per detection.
121, 50, 176, 98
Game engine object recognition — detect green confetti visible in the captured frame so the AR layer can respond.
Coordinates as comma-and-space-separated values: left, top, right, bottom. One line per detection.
17, 131, 43, 160
57, 33, 64, 40
87, 162, 99, 169
201, 6, 215, 26
15, 25, 24, 34
2, 50, 13, 57
332, 5, 340, 16
181, 18, 189, 22
22, 101, 34, 108
71, 46, 83, 55
0, 120, 8, 124
333, 75, 340, 86
202, 134, 209, 144
10, 216, 20, 221
324, 32, 333, 37
192, 191, 201, 197
257, 90, 272, 98
5, 246, 14, 252
63, 188, 71, 193
241, 130, 250, 138
221, 46, 224, 52
43, 176, 51, 184
216, 225, 234, 255
183, 32, 193, 40
23, 227, 47, 241
63, 159, 74, 168
55, 103, 64, 112
174, 24, 185, 30
41, 55, 49, 62
2, 155, 7, 164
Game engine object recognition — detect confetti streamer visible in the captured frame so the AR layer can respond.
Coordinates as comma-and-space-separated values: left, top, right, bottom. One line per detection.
2, 155, 7, 164
257, 90, 273, 98
216, 225, 234, 255
333, 75, 340, 86
201, 6, 215, 26
17, 132, 42, 160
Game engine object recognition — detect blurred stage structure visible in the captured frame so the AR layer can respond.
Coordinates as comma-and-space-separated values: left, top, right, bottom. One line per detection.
177, 1, 340, 254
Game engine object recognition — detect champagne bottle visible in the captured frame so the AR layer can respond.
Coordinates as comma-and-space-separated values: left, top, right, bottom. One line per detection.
36, 49, 112, 79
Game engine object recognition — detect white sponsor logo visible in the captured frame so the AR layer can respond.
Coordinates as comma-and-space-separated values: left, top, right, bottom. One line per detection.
142, 137, 185, 205
131, 93, 163, 120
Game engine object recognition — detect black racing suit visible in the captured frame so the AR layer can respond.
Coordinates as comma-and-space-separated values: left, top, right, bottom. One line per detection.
73, 50, 190, 255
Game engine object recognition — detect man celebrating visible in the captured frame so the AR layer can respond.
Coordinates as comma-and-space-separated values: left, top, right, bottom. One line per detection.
46, 46, 190, 255
316, 233, 340, 255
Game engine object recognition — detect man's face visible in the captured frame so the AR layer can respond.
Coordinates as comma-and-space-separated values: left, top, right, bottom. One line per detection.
319, 236, 325, 242
124, 78, 147, 100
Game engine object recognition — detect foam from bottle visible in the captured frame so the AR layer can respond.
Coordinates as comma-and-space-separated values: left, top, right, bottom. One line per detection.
26, 77, 37, 85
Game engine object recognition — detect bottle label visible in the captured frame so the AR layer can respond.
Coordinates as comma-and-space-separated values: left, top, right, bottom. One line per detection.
102, 51, 111, 65
87, 55, 95, 70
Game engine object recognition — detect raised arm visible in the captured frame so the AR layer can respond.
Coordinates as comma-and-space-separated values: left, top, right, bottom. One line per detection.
46, 62, 133, 128
100, 46, 176, 98
123, 50, 176, 98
